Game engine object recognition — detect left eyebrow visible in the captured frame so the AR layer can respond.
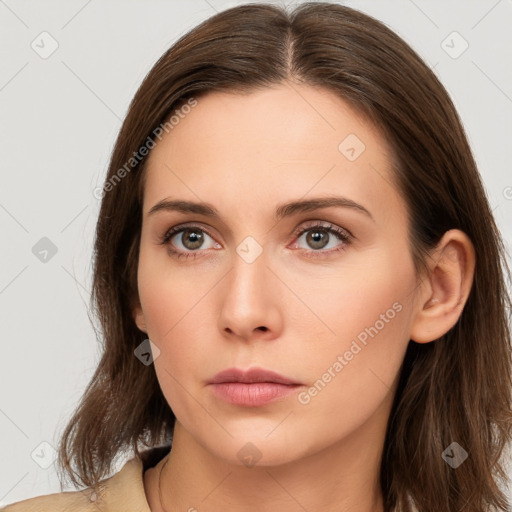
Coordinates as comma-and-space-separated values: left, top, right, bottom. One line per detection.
147, 196, 374, 223
274, 196, 374, 222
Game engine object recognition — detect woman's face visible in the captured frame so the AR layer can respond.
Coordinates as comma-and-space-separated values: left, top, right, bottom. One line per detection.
134, 83, 421, 466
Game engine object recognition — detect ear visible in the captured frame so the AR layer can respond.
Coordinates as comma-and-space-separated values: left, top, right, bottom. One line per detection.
132, 303, 148, 334
410, 229, 475, 343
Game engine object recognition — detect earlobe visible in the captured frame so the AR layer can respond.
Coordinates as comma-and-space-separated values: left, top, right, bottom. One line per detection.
410, 229, 476, 343
133, 305, 148, 333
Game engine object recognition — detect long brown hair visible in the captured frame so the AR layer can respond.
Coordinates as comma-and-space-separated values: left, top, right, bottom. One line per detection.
56, 3, 512, 511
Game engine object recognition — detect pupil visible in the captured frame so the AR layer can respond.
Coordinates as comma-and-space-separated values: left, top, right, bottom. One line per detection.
308, 229, 328, 249
184, 229, 203, 249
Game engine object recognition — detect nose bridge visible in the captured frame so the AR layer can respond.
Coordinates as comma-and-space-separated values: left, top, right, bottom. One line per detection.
218, 237, 281, 339
227, 239, 269, 312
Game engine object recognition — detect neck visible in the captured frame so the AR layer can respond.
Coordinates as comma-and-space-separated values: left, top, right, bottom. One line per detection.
156, 404, 390, 512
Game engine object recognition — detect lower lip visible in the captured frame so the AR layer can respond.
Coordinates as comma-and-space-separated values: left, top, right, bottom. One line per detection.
209, 382, 301, 407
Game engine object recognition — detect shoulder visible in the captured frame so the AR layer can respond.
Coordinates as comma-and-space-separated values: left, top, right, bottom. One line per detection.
0, 445, 170, 512
0, 484, 100, 512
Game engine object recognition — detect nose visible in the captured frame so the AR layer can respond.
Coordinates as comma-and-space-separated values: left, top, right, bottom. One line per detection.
218, 248, 283, 342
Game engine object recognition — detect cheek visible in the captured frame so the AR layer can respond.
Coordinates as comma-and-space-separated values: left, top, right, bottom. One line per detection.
279, 242, 414, 349
289, 253, 415, 431
137, 255, 214, 418
137, 240, 216, 339
136, 245, 220, 380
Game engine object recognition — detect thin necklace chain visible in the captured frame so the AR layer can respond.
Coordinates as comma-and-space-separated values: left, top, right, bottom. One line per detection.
158, 454, 171, 512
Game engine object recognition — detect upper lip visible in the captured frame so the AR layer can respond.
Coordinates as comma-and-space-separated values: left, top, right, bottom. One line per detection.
208, 367, 302, 385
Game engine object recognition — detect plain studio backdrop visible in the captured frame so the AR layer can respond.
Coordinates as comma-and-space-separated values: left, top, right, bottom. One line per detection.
1, 0, 511, 507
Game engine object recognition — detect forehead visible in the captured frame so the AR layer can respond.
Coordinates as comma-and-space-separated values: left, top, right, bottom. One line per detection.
143, 83, 403, 228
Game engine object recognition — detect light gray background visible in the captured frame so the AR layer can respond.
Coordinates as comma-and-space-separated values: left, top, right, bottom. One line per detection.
1, 0, 511, 506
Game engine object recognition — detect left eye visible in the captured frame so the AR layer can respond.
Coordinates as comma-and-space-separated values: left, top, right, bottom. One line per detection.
294, 224, 352, 252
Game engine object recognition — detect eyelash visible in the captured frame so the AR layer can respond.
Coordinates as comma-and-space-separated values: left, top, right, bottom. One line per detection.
158, 221, 354, 261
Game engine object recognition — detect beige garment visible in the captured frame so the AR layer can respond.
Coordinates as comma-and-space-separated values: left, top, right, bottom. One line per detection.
2, 445, 418, 511
0, 445, 170, 512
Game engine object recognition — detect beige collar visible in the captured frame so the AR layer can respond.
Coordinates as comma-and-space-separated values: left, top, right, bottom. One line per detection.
91, 445, 171, 512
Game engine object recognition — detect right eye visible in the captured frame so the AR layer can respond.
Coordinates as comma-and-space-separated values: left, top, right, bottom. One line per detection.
159, 224, 221, 260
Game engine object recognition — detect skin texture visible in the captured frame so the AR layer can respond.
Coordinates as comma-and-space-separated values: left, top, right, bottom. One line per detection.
133, 83, 475, 512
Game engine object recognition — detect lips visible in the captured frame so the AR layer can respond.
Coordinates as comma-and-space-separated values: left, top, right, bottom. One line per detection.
208, 367, 302, 385
207, 367, 303, 407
